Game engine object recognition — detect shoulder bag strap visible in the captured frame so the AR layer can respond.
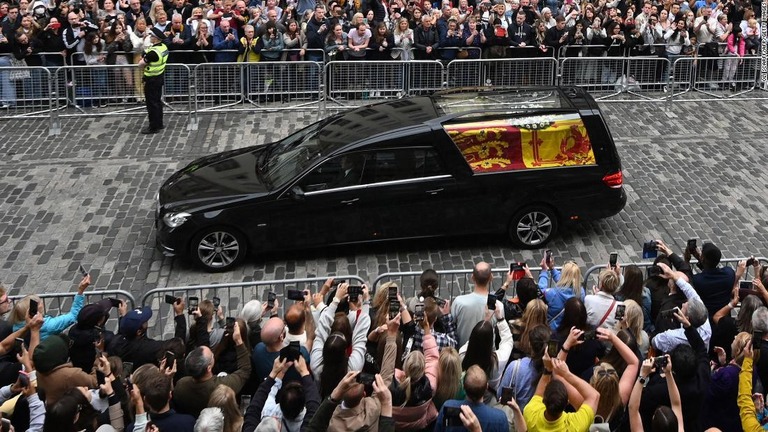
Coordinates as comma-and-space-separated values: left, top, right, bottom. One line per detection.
597, 300, 616, 328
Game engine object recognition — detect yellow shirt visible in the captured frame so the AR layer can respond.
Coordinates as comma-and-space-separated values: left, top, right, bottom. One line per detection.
523, 395, 595, 432
739, 357, 763, 432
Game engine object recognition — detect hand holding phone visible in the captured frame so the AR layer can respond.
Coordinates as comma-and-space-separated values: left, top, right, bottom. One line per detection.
188, 297, 199, 315
28, 299, 38, 318
609, 252, 618, 269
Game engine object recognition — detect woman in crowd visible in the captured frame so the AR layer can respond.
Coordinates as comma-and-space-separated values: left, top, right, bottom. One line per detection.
368, 22, 394, 60
282, 19, 305, 60
208, 384, 244, 432
703, 332, 750, 431
629, 356, 684, 431
310, 284, 370, 398
104, 19, 133, 102
585, 269, 622, 330
433, 347, 464, 411
554, 297, 605, 377
393, 17, 414, 60
462, 14, 486, 59
459, 305, 513, 391
588, 328, 640, 429
540, 259, 583, 331
665, 18, 690, 57
187, 7, 212, 36
391, 318, 439, 429
497, 324, 550, 410
324, 23, 349, 61
615, 264, 653, 333
615, 299, 649, 358
515, 299, 548, 358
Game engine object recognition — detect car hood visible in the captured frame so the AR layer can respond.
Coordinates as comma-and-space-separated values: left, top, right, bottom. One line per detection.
160, 145, 272, 210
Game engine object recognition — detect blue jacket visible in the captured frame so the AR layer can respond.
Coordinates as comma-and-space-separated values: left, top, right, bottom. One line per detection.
213, 27, 240, 62
539, 269, 584, 331
13, 293, 84, 340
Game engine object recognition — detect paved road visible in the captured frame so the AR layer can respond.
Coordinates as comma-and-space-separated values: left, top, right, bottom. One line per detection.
1, 100, 767, 303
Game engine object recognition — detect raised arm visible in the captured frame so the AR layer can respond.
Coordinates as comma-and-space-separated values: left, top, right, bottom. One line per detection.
552, 358, 600, 413
662, 356, 685, 432
738, 344, 763, 432
348, 311, 370, 371
597, 328, 639, 405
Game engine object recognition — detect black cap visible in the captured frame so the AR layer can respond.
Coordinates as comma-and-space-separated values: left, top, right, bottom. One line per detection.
149, 27, 165, 40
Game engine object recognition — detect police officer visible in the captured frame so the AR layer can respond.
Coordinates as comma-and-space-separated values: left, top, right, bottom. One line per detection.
138, 28, 168, 134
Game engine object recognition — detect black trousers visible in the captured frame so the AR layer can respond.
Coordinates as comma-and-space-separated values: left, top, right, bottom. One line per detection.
144, 74, 164, 130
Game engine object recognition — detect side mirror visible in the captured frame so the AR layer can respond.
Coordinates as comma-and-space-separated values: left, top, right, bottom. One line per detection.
290, 186, 305, 200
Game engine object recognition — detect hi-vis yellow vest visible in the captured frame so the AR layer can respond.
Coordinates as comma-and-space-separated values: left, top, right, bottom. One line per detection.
144, 43, 168, 77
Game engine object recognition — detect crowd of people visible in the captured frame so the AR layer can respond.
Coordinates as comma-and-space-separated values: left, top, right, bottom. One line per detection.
0, 238, 765, 432
0, 0, 764, 107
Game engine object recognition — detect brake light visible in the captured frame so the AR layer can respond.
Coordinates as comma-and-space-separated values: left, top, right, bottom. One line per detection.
602, 171, 623, 189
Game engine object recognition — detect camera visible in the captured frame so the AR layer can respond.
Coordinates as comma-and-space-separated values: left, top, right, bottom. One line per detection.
648, 264, 662, 278
642, 240, 658, 259
746, 257, 756, 267
356, 372, 376, 395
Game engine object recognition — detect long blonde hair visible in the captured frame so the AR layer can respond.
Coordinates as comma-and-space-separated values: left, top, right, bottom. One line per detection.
519, 299, 548, 355
434, 347, 462, 407
556, 261, 582, 298
398, 350, 425, 406
615, 299, 643, 340
9, 295, 42, 326
208, 385, 243, 432
590, 362, 621, 421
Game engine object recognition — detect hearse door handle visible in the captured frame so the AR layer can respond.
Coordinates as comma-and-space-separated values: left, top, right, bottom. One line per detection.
426, 188, 444, 195
340, 198, 359, 205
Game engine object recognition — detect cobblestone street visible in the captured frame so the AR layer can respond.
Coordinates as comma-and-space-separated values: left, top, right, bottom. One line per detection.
1, 100, 767, 301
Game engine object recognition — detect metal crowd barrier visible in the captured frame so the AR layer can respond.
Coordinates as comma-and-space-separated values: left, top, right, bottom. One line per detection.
8, 290, 136, 333
140, 275, 366, 338
581, 257, 768, 291
372, 266, 561, 300
4, 53, 768, 135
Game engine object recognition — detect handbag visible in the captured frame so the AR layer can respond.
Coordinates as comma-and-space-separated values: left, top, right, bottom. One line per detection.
456, 49, 469, 59
9, 57, 31, 81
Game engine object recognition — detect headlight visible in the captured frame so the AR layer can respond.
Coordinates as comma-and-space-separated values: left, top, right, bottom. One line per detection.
163, 212, 191, 228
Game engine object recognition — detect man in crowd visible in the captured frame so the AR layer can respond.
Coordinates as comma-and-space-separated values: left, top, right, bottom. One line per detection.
109, 299, 185, 367
452, 262, 502, 346
435, 365, 508, 431
415, 14, 440, 60
213, 18, 239, 62
688, 242, 735, 317
252, 316, 310, 383
137, 28, 168, 134
652, 263, 712, 353
173, 321, 252, 417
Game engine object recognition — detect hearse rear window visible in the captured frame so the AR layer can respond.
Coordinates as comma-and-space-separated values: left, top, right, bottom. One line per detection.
443, 113, 596, 173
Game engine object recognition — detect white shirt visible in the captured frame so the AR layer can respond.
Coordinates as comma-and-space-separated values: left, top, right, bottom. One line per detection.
585, 291, 623, 330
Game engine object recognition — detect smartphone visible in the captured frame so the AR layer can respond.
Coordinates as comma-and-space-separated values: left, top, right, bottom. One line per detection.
414, 303, 425, 322
267, 292, 276, 309
609, 252, 618, 269
13, 338, 24, 355
1, 417, 11, 432
212, 297, 220, 308
164, 350, 176, 367
642, 240, 658, 259
545, 249, 552, 262
547, 340, 558, 357
123, 361, 134, 377
356, 372, 376, 395
746, 257, 756, 267
580, 329, 596, 341
740, 280, 753, 290
500, 387, 514, 405
388, 286, 398, 300
109, 298, 121, 308
279, 341, 301, 361
687, 239, 697, 253
125, 377, 134, 393
614, 303, 626, 321
443, 406, 463, 427
28, 299, 38, 317
487, 294, 496, 310
348, 285, 363, 302
226, 317, 236, 328
96, 370, 106, 386
18, 371, 29, 388
435, 297, 447, 308
510, 262, 525, 280
388, 299, 400, 319
188, 296, 199, 314
653, 355, 668, 369
78, 264, 89, 277
287, 289, 305, 301
164, 294, 178, 305
660, 306, 681, 320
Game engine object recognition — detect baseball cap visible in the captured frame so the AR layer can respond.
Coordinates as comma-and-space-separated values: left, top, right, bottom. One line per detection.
119, 306, 153, 337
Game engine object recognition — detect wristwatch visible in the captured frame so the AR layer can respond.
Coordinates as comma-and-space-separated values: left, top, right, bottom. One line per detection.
638, 375, 649, 387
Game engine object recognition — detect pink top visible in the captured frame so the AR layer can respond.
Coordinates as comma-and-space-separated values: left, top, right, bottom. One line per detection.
727, 33, 746, 56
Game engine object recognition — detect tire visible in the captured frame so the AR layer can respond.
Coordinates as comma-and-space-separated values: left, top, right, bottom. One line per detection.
190, 227, 248, 272
509, 206, 558, 249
